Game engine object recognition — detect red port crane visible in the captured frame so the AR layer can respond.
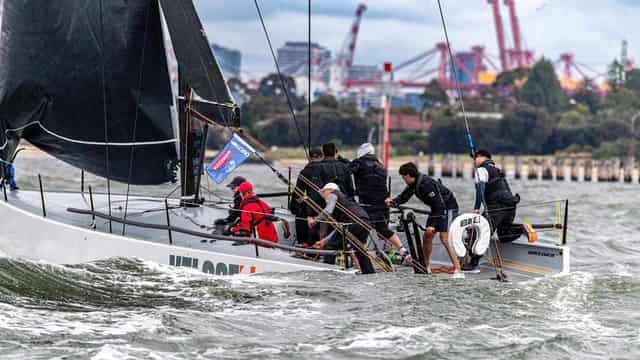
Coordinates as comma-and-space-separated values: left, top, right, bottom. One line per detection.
504, 0, 524, 68
334, 3, 367, 91
488, 0, 509, 71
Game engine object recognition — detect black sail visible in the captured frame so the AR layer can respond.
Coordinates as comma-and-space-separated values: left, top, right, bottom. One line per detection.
158, 0, 240, 127
0, 0, 179, 184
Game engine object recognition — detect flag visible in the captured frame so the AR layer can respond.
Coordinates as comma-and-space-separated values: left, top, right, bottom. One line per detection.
206, 133, 255, 184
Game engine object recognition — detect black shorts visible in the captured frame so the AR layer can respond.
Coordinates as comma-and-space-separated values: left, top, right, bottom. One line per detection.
367, 210, 395, 239
427, 208, 459, 233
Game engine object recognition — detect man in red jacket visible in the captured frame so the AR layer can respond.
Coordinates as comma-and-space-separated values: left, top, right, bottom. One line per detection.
231, 181, 278, 243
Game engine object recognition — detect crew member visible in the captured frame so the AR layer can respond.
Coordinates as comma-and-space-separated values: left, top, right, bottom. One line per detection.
231, 181, 278, 243
385, 162, 462, 276
308, 183, 375, 274
3, 163, 18, 190
351, 143, 409, 261
290, 148, 325, 247
214, 176, 246, 227
319, 143, 355, 199
465, 149, 536, 272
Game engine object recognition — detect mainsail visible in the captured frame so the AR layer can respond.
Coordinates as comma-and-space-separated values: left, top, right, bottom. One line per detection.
0, 0, 238, 185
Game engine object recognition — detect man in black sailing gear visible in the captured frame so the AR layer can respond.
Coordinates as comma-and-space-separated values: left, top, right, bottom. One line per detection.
307, 182, 375, 274
465, 149, 536, 273
215, 176, 246, 230
386, 162, 462, 276
319, 143, 355, 199
351, 143, 409, 261
290, 148, 325, 247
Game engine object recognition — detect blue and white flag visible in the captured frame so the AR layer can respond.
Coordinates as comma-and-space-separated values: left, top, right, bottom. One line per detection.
206, 133, 256, 184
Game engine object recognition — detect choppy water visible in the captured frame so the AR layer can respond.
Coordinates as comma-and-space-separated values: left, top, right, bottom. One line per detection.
2, 154, 640, 359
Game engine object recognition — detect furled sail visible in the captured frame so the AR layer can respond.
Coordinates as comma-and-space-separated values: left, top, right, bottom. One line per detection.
0, 1, 183, 184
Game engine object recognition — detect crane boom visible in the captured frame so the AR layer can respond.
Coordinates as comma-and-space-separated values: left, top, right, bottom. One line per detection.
504, 0, 524, 68
488, 0, 509, 71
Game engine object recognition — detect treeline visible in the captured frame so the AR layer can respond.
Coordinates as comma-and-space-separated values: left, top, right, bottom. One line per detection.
222, 58, 640, 158
426, 58, 640, 158
221, 74, 372, 149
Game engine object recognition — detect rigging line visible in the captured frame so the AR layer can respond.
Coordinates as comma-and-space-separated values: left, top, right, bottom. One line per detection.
308, 0, 312, 150
296, 174, 427, 273
252, 151, 391, 271
0, 121, 176, 150
435, 0, 473, 156
123, 1, 153, 236
253, 0, 309, 158
99, 0, 112, 234
436, 0, 505, 280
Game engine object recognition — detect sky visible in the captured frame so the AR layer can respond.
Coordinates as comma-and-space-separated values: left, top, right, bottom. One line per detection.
193, 0, 640, 81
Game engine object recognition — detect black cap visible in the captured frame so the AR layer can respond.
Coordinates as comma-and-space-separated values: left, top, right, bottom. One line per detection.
309, 147, 323, 158
475, 149, 492, 159
227, 176, 246, 189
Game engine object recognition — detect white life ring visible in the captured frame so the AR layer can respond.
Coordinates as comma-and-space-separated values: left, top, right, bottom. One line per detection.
449, 213, 492, 257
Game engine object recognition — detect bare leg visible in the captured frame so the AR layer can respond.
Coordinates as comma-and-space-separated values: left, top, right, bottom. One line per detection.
439, 232, 462, 273
422, 230, 435, 271
388, 233, 403, 250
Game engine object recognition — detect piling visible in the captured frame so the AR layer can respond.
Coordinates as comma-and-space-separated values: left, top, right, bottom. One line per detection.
514, 156, 522, 180
555, 158, 565, 181
584, 160, 593, 182
455, 155, 463, 178
441, 154, 453, 178
570, 160, 579, 181
542, 159, 553, 180
427, 154, 435, 176
527, 158, 537, 180
597, 160, 609, 182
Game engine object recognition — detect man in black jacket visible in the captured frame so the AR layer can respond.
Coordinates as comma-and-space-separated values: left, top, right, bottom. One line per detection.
290, 148, 325, 247
466, 149, 536, 272
308, 182, 375, 274
351, 143, 409, 260
318, 142, 355, 199
386, 162, 462, 276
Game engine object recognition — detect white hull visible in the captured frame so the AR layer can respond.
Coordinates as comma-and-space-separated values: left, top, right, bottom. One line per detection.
0, 190, 570, 279
0, 191, 336, 275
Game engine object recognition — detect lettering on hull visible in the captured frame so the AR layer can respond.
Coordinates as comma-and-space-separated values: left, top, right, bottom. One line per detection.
169, 255, 257, 275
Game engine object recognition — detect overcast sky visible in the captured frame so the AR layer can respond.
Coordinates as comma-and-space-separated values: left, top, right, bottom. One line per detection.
193, 0, 639, 81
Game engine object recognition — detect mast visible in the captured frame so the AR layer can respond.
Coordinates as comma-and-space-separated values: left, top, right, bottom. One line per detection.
179, 85, 209, 205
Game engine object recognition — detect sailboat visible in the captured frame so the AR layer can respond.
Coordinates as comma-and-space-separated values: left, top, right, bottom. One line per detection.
0, 0, 342, 275
0, 0, 569, 279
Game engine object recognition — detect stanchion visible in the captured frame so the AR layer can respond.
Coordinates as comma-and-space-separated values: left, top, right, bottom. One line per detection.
38, 174, 46, 217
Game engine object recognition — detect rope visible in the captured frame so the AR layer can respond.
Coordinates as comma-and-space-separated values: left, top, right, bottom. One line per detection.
123, 1, 153, 235
307, 0, 312, 151
99, 0, 112, 234
436, 0, 505, 280
297, 174, 428, 273
253, 0, 309, 158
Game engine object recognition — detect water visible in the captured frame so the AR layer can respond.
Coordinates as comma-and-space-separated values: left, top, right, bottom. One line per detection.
2, 153, 640, 359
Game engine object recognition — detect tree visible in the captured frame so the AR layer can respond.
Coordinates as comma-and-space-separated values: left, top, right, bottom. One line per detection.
313, 94, 339, 109
499, 103, 553, 154
624, 69, 640, 93
256, 73, 305, 110
494, 67, 531, 87
421, 80, 448, 108
519, 58, 567, 113
571, 78, 601, 114
607, 59, 624, 90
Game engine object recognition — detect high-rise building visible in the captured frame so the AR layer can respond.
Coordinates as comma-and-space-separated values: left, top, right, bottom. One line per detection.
276, 42, 331, 84
211, 43, 242, 79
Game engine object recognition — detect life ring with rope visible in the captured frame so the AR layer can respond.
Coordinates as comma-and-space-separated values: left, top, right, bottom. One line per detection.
449, 213, 491, 257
